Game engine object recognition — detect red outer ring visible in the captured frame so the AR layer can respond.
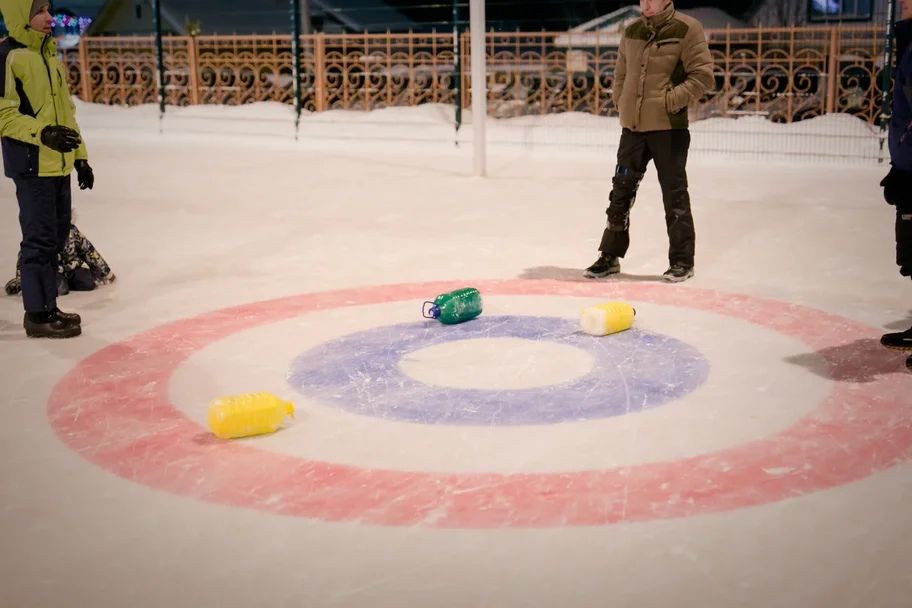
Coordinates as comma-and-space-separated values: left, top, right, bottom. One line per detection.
48, 280, 911, 527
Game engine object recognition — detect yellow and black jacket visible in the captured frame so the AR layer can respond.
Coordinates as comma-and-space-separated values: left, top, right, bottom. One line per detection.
0, 0, 88, 178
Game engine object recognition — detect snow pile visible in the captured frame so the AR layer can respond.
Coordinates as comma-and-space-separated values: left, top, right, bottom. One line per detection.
74, 99, 884, 163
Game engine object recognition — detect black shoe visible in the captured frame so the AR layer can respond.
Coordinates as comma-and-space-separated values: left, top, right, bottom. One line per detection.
881, 327, 912, 351
663, 264, 694, 283
23, 311, 81, 339
584, 255, 621, 278
53, 307, 81, 325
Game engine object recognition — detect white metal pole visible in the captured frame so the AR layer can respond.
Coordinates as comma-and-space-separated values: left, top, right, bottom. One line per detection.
470, 0, 486, 177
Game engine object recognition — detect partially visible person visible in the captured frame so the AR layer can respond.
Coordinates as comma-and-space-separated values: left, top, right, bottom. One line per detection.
584, 0, 714, 283
0, 0, 95, 338
5, 223, 115, 296
879, 0, 912, 370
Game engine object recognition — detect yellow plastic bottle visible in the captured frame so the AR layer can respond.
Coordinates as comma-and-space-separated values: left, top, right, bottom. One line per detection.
580, 301, 636, 336
207, 392, 295, 439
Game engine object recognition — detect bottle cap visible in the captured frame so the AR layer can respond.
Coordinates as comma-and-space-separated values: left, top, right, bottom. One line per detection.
421, 301, 441, 319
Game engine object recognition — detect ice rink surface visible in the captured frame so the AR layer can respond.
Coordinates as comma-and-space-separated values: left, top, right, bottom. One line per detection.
1, 104, 910, 607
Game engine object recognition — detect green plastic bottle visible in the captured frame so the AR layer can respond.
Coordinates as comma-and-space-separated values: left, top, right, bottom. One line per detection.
422, 287, 483, 325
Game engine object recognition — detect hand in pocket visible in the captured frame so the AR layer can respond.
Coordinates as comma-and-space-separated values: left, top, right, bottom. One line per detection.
665, 87, 682, 114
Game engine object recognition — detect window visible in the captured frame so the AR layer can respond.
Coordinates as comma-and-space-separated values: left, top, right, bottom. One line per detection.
808, 0, 874, 22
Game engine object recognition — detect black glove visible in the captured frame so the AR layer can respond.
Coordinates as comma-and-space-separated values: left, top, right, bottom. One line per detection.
74, 159, 94, 190
40, 125, 81, 153
881, 167, 912, 209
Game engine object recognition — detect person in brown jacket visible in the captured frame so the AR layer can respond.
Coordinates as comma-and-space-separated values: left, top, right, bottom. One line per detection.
585, 0, 714, 282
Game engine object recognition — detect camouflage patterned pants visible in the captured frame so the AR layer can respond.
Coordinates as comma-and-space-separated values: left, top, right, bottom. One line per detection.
5, 224, 115, 296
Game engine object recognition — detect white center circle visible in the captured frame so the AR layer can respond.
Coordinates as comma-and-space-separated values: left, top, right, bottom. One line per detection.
397, 337, 596, 390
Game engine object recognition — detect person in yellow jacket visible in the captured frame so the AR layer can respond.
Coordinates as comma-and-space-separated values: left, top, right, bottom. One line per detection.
0, 0, 94, 338
584, 0, 713, 283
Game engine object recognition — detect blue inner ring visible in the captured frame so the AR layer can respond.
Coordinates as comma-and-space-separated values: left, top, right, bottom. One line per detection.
287, 315, 709, 426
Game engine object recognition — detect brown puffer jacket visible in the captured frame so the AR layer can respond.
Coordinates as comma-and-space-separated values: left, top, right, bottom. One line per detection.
612, 2, 714, 132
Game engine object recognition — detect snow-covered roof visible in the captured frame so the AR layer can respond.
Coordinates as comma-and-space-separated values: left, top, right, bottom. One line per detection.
678, 8, 747, 29
553, 6, 637, 48
87, 0, 418, 36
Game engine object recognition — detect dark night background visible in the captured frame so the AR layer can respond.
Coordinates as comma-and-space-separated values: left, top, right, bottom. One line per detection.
48, 0, 767, 33
384, 0, 763, 29
4, 1, 886, 36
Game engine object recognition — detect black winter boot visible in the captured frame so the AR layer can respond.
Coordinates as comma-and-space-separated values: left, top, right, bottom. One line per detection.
52, 307, 81, 324
881, 326, 912, 350
663, 264, 694, 283
23, 311, 81, 339
584, 255, 621, 278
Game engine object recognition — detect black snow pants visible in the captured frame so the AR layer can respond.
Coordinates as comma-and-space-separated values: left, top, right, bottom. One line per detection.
598, 128, 695, 269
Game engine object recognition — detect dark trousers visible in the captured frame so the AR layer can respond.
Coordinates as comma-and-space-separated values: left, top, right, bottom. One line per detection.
898, 207, 912, 276
598, 128, 695, 268
14, 176, 71, 314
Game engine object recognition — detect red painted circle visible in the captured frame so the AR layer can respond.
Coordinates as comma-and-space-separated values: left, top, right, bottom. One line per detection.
48, 280, 911, 527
